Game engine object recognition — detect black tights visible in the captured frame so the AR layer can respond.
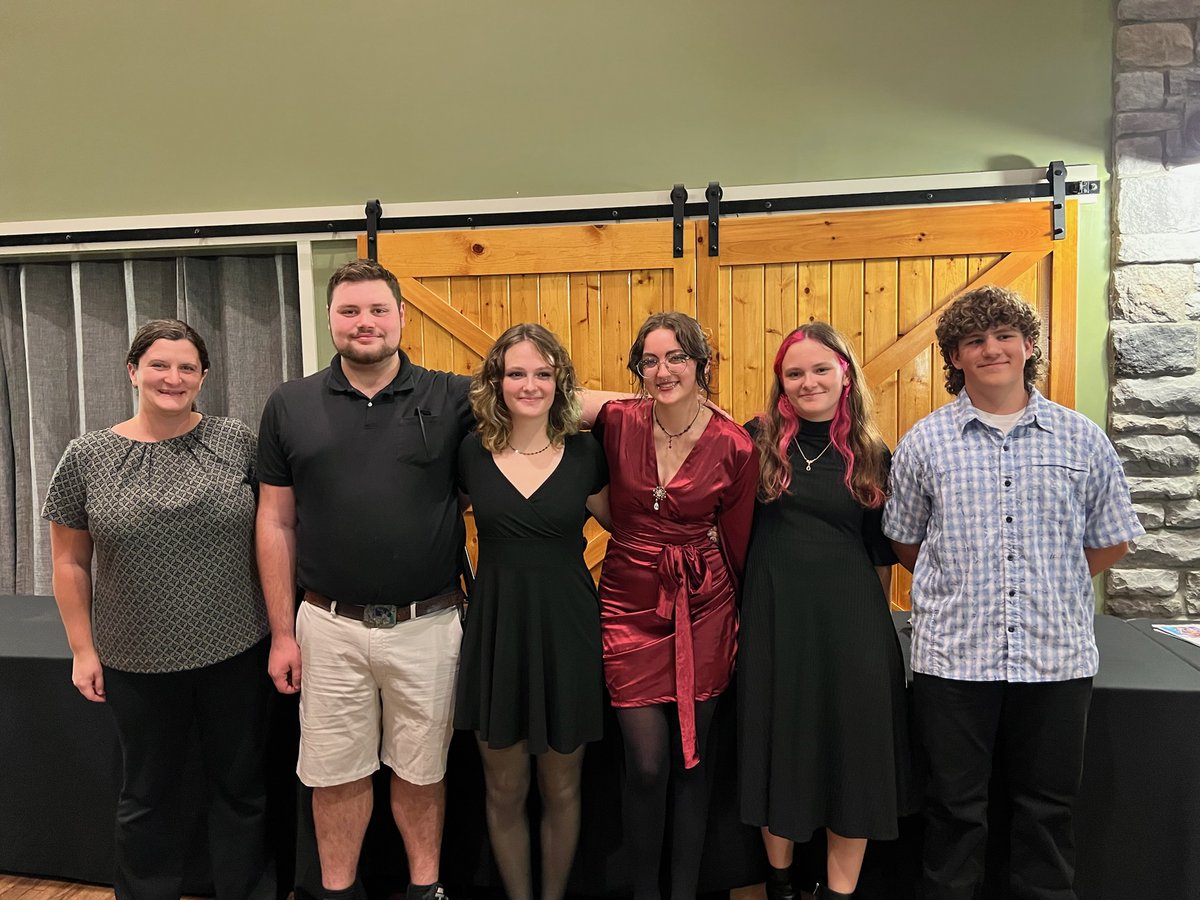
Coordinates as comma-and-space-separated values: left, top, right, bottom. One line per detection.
617, 699, 719, 900
477, 738, 585, 900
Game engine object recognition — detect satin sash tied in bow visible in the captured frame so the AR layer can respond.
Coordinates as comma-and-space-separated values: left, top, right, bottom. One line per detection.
655, 541, 713, 769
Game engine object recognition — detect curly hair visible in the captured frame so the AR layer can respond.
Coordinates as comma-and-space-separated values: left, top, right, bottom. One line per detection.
626, 311, 713, 396
935, 284, 1043, 395
471, 323, 582, 453
754, 323, 888, 508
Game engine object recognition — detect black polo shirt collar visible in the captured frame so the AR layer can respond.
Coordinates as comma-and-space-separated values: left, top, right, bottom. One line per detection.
323, 351, 416, 399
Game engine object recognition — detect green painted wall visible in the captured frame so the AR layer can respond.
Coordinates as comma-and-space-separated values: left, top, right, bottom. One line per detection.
1, 0, 1113, 420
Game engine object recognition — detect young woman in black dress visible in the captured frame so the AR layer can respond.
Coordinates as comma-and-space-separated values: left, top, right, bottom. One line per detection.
454, 323, 609, 900
738, 323, 913, 900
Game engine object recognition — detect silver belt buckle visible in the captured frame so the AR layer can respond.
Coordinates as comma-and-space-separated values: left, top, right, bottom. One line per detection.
363, 604, 398, 628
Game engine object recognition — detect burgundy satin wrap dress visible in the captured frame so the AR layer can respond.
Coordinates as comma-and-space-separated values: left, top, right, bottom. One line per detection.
594, 399, 757, 768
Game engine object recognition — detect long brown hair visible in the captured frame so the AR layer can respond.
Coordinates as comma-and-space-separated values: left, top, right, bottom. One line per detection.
754, 323, 888, 507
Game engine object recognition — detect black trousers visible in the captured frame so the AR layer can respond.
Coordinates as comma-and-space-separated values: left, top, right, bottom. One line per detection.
912, 674, 1093, 900
104, 639, 275, 900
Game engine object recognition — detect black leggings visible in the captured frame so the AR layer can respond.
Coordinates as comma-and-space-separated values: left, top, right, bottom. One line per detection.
616, 698, 719, 900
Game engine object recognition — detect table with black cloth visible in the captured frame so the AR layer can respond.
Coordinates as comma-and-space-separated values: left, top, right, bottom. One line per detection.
0, 595, 299, 894
6, 593, 1200, 900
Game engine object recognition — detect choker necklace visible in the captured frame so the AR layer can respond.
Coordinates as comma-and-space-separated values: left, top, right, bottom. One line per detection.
654, 401, 702, 450
793, 436, 833, 472
511, 440, 553, 456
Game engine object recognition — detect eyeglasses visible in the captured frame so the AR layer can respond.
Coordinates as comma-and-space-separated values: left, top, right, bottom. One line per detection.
636, 352, 692, 378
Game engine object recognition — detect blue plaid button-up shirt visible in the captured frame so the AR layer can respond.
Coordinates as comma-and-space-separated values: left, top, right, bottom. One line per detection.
883, 389, 1143, 682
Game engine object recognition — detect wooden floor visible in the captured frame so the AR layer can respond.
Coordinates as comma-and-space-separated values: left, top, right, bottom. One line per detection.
0, 874, 113, 899
0, 874, 215, 900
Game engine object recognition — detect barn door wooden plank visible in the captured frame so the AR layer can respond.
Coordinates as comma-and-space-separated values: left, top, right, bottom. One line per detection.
399, 276, 494, 356
862, 249, 1045, 386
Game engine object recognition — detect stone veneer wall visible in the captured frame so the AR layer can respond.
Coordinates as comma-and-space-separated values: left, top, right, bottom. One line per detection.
1107, 0, 1200, 616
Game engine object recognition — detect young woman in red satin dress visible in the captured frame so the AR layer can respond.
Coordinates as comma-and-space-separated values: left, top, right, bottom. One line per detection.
593, 312, 757, 900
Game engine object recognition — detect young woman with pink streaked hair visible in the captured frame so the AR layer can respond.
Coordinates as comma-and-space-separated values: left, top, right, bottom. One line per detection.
737, 323, 915, 900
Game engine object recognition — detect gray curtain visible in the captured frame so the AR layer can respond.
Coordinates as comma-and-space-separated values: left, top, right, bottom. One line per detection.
0, 252, 302, 596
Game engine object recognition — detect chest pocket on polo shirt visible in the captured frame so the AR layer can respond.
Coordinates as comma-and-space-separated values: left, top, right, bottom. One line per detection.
394, 413, 441, 465
1027, 452, 1088, 527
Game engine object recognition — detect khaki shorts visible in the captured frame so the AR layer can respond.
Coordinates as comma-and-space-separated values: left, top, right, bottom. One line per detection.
295, 601, 462, 788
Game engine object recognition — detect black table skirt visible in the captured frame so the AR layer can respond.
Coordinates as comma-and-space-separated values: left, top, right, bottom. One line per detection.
4, 596, 1200, 899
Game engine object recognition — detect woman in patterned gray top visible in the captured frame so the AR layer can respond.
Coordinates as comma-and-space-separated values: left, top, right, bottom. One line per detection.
42, 319, 274, 900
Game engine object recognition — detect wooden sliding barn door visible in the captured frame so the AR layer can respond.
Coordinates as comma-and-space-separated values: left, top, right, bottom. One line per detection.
363, 199, 1080, 604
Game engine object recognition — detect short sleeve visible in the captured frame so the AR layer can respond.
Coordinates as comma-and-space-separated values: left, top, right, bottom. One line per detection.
864, 446, 899, 565
256, 389, 292, 487
1082, 427, 1145, 548
882, 432, 931, 544
581, 430, 609, 494
452, 374, 475, 438
41, 441, 89, 529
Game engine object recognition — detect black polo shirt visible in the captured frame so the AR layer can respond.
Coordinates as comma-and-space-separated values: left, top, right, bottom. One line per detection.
258, 352, 473, 605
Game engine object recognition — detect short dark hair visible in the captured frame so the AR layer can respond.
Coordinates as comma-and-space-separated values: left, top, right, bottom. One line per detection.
935, 284, 1044, 395
626, 311, 713, 396
126, 319, 210, 372
326, 259, 402, 309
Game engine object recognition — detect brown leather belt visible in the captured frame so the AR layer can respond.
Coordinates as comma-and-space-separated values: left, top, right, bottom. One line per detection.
302, 588, 464, 628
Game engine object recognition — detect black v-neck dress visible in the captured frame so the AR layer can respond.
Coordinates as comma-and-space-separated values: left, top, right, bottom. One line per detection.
454, 430, 609, 754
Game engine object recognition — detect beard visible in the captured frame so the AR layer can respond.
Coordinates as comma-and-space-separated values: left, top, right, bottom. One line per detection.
336, 333, 400, 365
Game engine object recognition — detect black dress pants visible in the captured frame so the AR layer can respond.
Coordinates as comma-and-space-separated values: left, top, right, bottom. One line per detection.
104, 639, 275, 900
912, 674, 1092, 900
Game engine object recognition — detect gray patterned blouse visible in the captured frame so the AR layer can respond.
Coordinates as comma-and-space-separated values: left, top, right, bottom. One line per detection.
41, 416, 268, 673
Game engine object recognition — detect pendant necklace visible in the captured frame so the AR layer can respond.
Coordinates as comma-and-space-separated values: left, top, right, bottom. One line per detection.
654, 401, 702, 450
793, 436, 833, 472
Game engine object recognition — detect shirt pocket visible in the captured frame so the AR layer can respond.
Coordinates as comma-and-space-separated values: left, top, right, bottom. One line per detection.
394, 413, 443, 466
1027, 453, 1088, 528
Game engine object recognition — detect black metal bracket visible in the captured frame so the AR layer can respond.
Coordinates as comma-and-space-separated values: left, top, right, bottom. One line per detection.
670, 184, 688, 258
706, 181, 722, 256
1047, 162, 1066, 241
365, 199, 382, 260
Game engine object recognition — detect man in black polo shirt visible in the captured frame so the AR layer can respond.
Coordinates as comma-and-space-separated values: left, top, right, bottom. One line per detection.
257, 259, 475, 900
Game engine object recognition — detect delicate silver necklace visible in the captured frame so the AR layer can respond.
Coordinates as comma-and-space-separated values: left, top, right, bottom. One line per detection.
793, 436, 833, 472
510, 440, 553, 456
654, 401, 702, 450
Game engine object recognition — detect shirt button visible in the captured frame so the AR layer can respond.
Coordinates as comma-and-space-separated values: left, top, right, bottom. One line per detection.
1007, 554, 1014, 561
1003, 446, 1010, 452
1005, 516, 1013, 523
367, 401, 373, 408
1009, 590, 1016, 597
1004, 480, 1012, 487
1008, 626, 1016, 633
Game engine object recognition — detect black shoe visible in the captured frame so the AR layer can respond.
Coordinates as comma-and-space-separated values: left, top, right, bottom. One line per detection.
766, 866, 797, 900
813, 885, 853, 899
408, 882, 448, 900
